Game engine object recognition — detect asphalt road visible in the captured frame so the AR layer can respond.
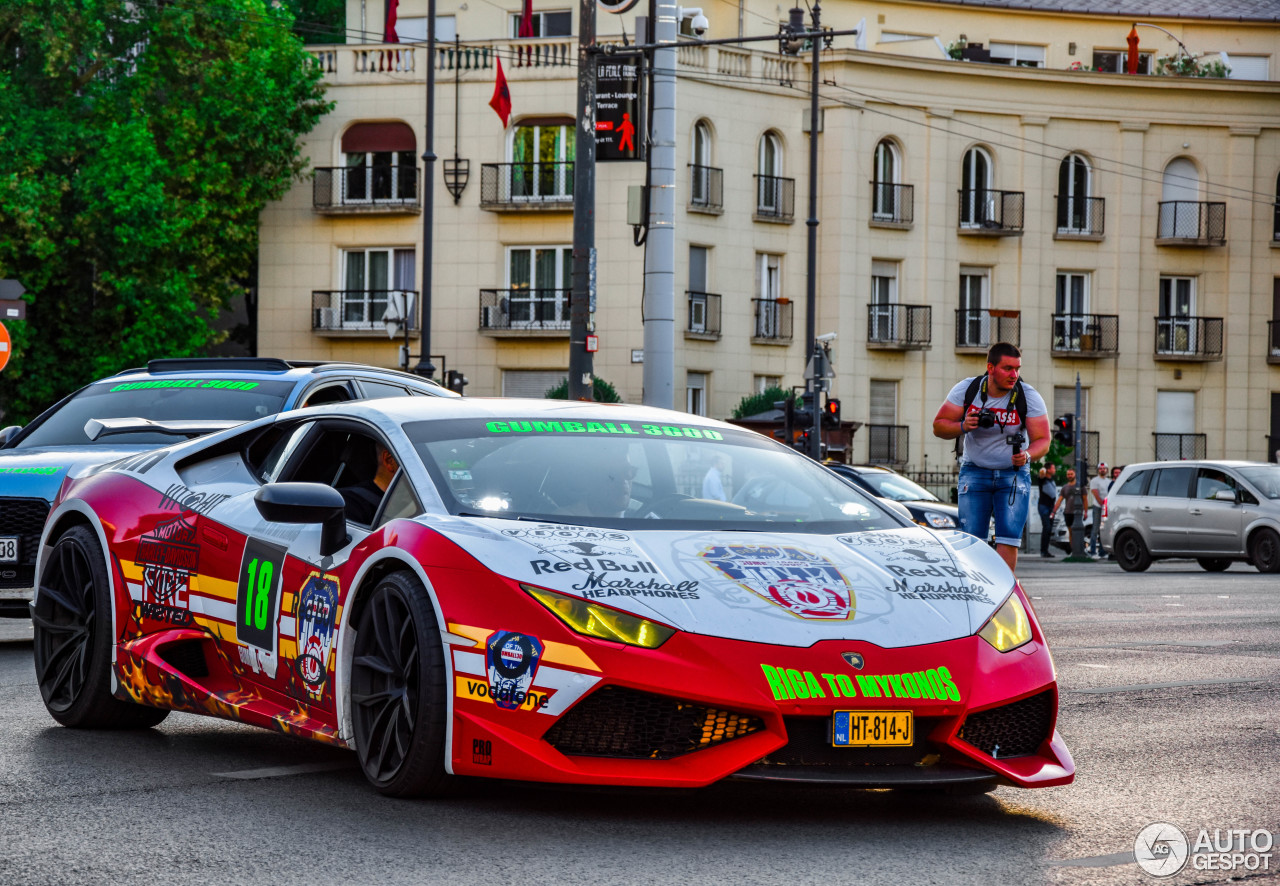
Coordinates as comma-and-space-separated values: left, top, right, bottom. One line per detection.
1, 558, 1276, 886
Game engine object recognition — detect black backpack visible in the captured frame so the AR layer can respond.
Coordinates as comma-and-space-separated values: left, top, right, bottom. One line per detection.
954, 375, 1028, 459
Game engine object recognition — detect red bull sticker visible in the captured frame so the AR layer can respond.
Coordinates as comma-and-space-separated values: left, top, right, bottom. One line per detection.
700, 544, 855, 620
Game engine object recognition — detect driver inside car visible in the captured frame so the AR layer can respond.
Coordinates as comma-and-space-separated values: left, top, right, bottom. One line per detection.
549, 451, 639, 518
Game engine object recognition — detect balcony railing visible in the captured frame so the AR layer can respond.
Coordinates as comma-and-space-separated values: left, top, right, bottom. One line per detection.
689, 165, 723, 212
869, 182, 914, 226
312, 290, 417, 334
957, 189, 1024, 234
752, 298, 793, 343
686, 292, 722, 339
1269, 321, 1280, 364
1050, 313, 1119, 357
1055, 195, 1104, 238
1153, 315, 1223, 361
478, 288, 571, 333
480, 162, 574, 209
313, 166, 420, 213
868, 425, 909, 467
955, 308, 1020, 350
866, 303, 931, 349
754, 174, 795, 220
1153, 433, 1207, 461
1156, 201, 1225, 245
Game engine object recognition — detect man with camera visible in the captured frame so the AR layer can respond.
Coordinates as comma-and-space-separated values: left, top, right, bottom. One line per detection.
932, 342, 1051, 573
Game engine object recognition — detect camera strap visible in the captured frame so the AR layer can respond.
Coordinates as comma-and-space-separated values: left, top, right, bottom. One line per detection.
955, 374, 1027, 458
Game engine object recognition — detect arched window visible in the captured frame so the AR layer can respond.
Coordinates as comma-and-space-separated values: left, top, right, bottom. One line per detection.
872, 139, 900, 220
757, 131, 782, 215
1057, 153, 1093, 233
508, 118, 575, 200
690, 120, 716, 208
340, 121, 418, 204
1160, 157, 1200, 238
960, 147, 993, 226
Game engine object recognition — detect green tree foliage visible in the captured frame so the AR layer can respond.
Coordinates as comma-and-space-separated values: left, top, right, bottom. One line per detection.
732, 386, 789, 419
0, 0, 331, 421
284, 0, 348, 44
544, 377, 623, 403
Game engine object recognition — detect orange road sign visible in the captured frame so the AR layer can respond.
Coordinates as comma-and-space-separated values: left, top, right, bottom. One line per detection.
0, 321, 10, 372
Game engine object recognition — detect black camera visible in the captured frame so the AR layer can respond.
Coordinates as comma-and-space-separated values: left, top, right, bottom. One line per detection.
976, 408, 997, 429
1005, 431, 1026, 454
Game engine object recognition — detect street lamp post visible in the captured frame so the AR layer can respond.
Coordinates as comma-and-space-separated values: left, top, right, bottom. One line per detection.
568, 0, 598, 401
415, 0, 439, 379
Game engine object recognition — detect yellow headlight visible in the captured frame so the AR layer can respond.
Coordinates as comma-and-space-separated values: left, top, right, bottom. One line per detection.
978, 592, 1033, 652
522, 585, 675, 649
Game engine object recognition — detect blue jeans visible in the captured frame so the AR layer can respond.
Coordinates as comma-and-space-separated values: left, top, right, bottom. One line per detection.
957, 464, 1031, 547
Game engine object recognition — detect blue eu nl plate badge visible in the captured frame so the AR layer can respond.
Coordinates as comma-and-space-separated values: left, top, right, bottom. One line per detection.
832, 711, 850, 746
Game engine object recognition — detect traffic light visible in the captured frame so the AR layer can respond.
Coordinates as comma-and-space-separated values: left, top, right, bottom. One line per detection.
444, 369, 468, 394
822, 396, 841, 429
772, 395, 797, 442
793, 392, 816, 452
1053, 413, 1074, 448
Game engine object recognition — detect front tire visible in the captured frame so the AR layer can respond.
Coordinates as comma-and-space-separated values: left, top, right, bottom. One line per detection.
1113, 530, 1152, 572
1197, 558, 1231, 573
350, 571, 451, 797
32, 525, 168, 729
1249, 528, 1280, 574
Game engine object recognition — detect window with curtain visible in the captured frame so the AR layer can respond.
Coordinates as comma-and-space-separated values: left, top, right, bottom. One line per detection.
1057, 154, 1092, 233
510, 121, 575, 199
341, 248, 415, 329
960, 147, 993, 226
872, 140, 900, 220
507, 246, 572, 326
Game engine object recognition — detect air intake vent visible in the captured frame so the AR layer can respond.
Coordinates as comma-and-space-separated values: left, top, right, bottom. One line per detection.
157, 639, 210, 679
543, 686, 762, 760
958, 690, 1054, 758
0, 497, 51, 588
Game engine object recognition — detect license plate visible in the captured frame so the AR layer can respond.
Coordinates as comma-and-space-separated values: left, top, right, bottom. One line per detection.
832, 710, 913, 747
0, 537, 18, 562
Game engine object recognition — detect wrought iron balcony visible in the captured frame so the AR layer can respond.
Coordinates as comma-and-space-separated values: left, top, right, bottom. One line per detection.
1269, 321, 1280, 365
957, 189, 1024, 235
752, 298, 793, 343
1055, 195, 1105, 239
866, 303, 931, 349
1050, 313, 1119, 358
754, 174, 795, 221
1156, 201, 1225, 246
1153, 315, 1223, 361
313, 166, 420, 214
685, 292, 721, 339
480, 162, 574, 210
869, 182, 914, 227
955, 308, 1020, 351
867, 425, 909, 468
478, 288, 571, 335
312, 290, 417, 335
688, 165, 723, 212
1153, 433, 1207, 461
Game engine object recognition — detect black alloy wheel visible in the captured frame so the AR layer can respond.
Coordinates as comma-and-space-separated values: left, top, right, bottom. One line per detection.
1197, 558, 1232, 573
1249, 528, 1280, 574
32, 525, 168, 728
1113, 530, 1152, 572
350, 571, 450, 797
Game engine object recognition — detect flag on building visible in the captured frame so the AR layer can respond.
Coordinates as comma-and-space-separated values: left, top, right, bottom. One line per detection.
384, 0, 400, 43
519, 0, 535, 38
489, 58, 512, 127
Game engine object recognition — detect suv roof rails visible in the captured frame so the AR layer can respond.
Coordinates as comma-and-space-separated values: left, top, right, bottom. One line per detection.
302, 362, 444, 385
146, 358, 294, 374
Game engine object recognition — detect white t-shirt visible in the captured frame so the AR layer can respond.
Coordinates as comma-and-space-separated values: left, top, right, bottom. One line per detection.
946, 376, 1047, 469
1088, 475, 1109, 507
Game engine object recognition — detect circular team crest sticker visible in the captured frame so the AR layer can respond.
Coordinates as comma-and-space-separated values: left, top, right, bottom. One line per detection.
1134, 822, 1189, 877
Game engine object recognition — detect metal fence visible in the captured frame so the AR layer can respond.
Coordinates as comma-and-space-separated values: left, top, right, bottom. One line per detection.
686, 292, 722, 337
1153, 432, 1207, 461
480, 162, 574, 206
1154, 315, 1223, 359
958, 188, 1024, 232
312, 290, 417, 332
867, 425, 909, 467
1056, 194, 1105, 236
313, 166, 420, 209
870, 181, 914, 225
955, 308, 1020, 349
1156, 201, 1226, 243
478, 288, 571, 331
754, 174, 795, 219
689, 165, 723, 211
752, 298, 793, 341
867, 303, 931, 347
1051, 313, 1119, 356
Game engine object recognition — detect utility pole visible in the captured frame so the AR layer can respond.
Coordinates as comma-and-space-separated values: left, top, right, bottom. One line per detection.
569, 0, 598, 400
1072, 373, 1086, 557
415, 0, 438, 378
641, 0, 676, 409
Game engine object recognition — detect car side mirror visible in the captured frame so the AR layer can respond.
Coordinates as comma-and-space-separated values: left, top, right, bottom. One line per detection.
0, 425, 21, 447
1211, 489, 1237, 503
254, 482, 349, 556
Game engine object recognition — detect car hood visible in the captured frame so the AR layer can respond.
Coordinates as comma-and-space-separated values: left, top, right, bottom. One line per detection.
429, 518, 1012, 649
0, 445, 152, 501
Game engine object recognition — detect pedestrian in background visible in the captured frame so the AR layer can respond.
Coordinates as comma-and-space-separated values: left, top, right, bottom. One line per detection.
1037, 465, 1057, 558
1051, 468, 1082, 553
1088, 461, 1110, 557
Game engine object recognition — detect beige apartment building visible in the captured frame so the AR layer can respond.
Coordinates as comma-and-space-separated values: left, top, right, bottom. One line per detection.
256, 0, 1280, 472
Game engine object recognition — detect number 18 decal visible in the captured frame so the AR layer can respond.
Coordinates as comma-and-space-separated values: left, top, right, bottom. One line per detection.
236, 538, 287, 653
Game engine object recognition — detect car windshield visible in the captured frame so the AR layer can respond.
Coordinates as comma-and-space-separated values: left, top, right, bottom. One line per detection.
406, 417, 904, 534
854, 470, 938, 502
1237, 465, 1280, 499
16, 378, 294, 447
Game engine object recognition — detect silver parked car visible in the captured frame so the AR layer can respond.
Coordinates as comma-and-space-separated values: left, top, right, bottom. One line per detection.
1100, 460, 1280, 573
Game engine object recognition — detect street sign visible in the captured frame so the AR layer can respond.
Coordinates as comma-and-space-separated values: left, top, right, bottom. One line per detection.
0, 322, 10, 372
0, 280, 25, 301
0, 299, 27, 321
595, 58, 644, 162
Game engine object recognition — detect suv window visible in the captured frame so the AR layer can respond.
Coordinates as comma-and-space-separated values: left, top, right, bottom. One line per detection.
357, 379, 412, 399
1116, 469, 1152, 496
1195, 469, 1238, 500
1150, 466, 1194, 498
